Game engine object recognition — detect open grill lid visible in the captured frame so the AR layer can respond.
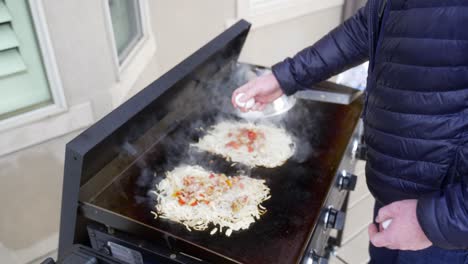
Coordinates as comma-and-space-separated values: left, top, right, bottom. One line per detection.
59, 20, 252, 257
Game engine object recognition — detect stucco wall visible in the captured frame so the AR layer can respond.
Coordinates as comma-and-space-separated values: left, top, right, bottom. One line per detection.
0, 1, 118, 263
42, 0, 116, 117
132, 1, 343, 95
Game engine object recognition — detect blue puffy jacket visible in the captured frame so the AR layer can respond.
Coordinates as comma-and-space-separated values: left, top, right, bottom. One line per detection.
272, 0, 468, 250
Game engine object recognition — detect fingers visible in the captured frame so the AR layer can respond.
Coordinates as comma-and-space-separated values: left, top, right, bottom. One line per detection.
231, 84, 247, 108
251, 102, 262, 112
239, 106, 250, 113
232, 82, 251, 108
253, 102, 267, 112
231, 89, 242, 108
257, 103, 266, 111
368, 223, 379, 240
376, 202, 399, 223
368, 223, 391, 248
231, 74, 280, 110
242, 84, 257, 101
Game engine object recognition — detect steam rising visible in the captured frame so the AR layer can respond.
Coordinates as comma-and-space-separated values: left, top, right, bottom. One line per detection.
115, 62, 324, 210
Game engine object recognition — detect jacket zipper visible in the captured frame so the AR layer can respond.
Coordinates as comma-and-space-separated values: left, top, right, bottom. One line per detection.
363, 0, 389, 119
371, 0, 389, 71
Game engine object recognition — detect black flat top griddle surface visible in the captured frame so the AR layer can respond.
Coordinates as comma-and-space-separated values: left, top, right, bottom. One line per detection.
84, 98, 362, 264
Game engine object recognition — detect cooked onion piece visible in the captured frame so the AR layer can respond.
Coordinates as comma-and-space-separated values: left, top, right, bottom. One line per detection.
152, 166, 270, 236
192, 121, 294, 168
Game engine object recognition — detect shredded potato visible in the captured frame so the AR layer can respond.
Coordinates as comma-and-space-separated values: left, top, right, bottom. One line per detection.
192, 121, 295, 168
152, 166, 270, 236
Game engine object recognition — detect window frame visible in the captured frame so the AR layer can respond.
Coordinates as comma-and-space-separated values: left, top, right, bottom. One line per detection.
103, 0, 153, 79
236, 0, 344, 29
0, 0, 67, 132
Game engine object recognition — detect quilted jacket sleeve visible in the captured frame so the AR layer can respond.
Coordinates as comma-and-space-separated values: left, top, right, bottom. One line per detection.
272, 4, 370, 95
417, 146, 468, 249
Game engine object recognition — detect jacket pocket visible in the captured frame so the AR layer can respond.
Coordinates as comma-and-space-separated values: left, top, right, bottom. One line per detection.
441, 146, 463, 187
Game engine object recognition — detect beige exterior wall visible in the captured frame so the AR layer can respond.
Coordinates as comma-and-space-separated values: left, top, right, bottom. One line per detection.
41, 0, 116, 116
132, 0, 343, 96
0, 1, 344, 263
1, 1, 117, 263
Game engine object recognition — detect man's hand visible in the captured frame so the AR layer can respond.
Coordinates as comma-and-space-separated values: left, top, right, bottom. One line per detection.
368, 199, 432, 250
231, 73, 283, 112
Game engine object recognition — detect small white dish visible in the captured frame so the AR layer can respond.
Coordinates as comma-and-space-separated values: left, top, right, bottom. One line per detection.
382, 219, 392, 230
235, 93, 255, 109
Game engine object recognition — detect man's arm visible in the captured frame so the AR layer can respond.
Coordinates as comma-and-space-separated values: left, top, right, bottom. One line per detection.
272, 4, 370, 95
232, 3, 371, 111
417, 150, 468, 249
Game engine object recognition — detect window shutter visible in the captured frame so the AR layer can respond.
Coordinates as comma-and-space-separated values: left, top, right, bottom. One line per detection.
0, 0, 53, 118
0, 0, 26, 78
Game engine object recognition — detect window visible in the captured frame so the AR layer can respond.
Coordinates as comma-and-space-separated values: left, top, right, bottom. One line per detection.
0, 0, 58, 121
103, 0, 156, 104
236, 0, 344, 28
107, 0, 144, 65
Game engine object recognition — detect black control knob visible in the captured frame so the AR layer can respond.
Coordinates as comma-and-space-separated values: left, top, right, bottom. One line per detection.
356, 143, 367, 160
337, 171, 357, 191
304, 251, 329, 264
324, 207, 346, 231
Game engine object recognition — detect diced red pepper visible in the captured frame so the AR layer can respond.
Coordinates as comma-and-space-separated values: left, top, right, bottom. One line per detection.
178, 197, 186, 205
226, 141, 240, 149
247, 130, 257, 141
247, 145, 254, 153
190, 200, 198, 206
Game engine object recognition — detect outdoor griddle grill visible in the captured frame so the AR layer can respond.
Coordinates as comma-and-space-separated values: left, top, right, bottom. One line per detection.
58, 20, 364, 264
